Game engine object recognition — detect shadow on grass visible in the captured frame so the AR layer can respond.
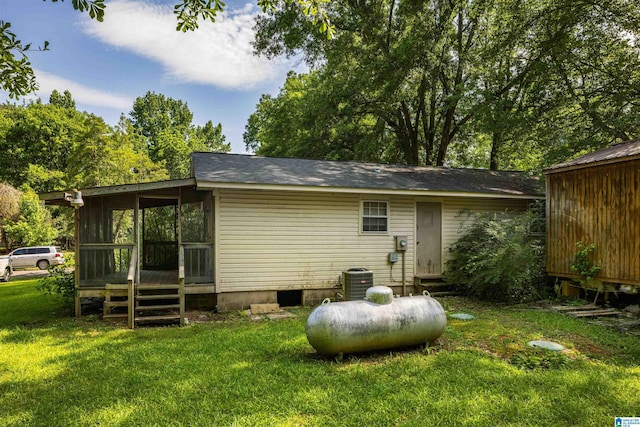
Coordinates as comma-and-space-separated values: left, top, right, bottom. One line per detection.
0, 279, 71, 329
1, 315, 639, 427
1, 290, 639, 426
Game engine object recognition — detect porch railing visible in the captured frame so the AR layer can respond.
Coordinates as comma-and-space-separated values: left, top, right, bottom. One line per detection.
178, 246, 186, 326
182, 243, 214, 283
79, 243, 135, 286
127, 245, 138, 329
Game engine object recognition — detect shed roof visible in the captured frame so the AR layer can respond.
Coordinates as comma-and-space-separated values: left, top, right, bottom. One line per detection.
545, 139, 640, 174
192, 153, 543, 197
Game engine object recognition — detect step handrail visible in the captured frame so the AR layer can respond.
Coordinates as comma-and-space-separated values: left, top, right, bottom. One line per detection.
178, 245, 185, 326
127, 245, 138, 329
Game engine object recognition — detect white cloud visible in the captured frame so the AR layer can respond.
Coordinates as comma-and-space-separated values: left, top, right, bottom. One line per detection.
32, 69, 133, 110
81, 0, 286, 90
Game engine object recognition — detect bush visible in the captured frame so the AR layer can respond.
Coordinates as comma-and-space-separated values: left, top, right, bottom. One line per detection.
444, 210, 547, 302
36, 255, 75, 303
570, 241, 601, 282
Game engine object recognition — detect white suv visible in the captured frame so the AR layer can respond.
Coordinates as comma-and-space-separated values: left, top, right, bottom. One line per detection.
0, 256, 11, 281
8, 246, 65, 270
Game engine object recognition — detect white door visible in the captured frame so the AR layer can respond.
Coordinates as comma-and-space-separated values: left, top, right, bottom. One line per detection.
416, 202, 442, 276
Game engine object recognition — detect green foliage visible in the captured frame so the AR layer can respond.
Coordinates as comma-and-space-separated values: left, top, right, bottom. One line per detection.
444, 210, 547, 302
0, 21, 44, 99
174, 0, 225, 31
0, 182, 20, 224
36, 258, 75, 303
509, 349, 569, 371
3, 188, 57, 247
250, 0, 640, 170
0, 100, 83, 190
129, 91, 229, 179
50, 0, 106, 21
245, 71, 400, 162
49, 89, 76, 110
0, 182, 21, 248
570, 242, 602, 282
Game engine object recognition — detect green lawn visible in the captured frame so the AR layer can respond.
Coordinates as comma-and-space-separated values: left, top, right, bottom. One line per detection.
1, 279, 639, 426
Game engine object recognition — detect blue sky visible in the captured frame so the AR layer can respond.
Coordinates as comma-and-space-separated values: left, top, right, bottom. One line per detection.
0, 0, 301, 153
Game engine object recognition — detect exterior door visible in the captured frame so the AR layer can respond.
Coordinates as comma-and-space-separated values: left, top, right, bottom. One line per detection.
416, 202, 442, 276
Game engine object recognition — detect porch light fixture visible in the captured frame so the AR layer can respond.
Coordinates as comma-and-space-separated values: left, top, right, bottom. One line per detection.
64, 190, 84, 208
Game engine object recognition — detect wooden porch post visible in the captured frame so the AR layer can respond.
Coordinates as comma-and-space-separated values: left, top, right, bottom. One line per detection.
74, 207, 81, 318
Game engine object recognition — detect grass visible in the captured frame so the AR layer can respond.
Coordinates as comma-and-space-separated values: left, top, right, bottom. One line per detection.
1, 280, 639, 426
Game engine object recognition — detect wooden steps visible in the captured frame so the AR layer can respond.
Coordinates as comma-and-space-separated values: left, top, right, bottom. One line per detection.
137, 284, 180, 290
136, 294, 180, 301
102, 282, 185, 327
135, 314, 182, 322
136, 304, 180, 311
415, 278, 462, 297
430, 291, 461, 297
134, 283, 183, 327
551, 304, 620, 318
103, 312, 128, 319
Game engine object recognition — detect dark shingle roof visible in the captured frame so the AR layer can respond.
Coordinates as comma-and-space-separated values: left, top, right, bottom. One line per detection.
192, 153, 543, 197
546, 139, 640, 174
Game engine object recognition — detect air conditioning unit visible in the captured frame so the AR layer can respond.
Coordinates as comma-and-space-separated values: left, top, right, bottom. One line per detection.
342, 268, 374, 300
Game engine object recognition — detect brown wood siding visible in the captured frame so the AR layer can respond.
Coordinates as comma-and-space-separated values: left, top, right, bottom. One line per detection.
546, 159, 640, 285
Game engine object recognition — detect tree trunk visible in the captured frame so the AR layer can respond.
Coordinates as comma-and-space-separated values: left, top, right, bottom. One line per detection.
490, 131, 501, 170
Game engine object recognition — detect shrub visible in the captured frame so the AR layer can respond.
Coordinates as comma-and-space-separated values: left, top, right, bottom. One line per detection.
36, 255, 75, 303
444, 210, 547, 302
570, 241, 601, 282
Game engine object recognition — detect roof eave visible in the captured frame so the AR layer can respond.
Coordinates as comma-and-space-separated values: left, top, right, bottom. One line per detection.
195, 180, 545, 199
544, 153, 640, 175
40, 178, 197, 204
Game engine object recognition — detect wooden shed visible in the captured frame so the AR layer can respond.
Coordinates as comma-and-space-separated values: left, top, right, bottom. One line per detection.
42, 153, 543, 327
545, 139, 640, 293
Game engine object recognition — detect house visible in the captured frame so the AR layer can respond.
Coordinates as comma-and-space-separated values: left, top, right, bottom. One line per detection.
42, 153, 543, 327
545, 139, 640, 295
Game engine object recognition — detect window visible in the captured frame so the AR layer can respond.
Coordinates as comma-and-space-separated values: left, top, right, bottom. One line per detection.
362, 201, 388, 233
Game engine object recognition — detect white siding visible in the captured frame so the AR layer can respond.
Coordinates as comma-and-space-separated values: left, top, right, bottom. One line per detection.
216, 189, 532, 292
217, 189, 414, 292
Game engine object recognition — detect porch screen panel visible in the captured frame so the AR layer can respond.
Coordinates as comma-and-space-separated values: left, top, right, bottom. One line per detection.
181, 193, 214, 283
78, 196, 136, 286
143, 205, 178, 270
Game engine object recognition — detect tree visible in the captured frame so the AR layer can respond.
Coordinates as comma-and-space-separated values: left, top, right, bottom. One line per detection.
0, 183, 21, 249
194, 120, 227, 152
251, 0, 544, 166
49, 89, 76, 110
129, 91, 229, 179
250, 0, 640, 170
65, 114, 169, 188
245, 71, 400, 162
3, 188, 58, 248
0, 100, 83, 190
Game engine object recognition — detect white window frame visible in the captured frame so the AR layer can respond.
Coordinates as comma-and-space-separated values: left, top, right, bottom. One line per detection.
361, 200, 389, 234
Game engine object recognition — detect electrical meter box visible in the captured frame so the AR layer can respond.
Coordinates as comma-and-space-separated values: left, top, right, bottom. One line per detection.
395, 235, 408, 251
